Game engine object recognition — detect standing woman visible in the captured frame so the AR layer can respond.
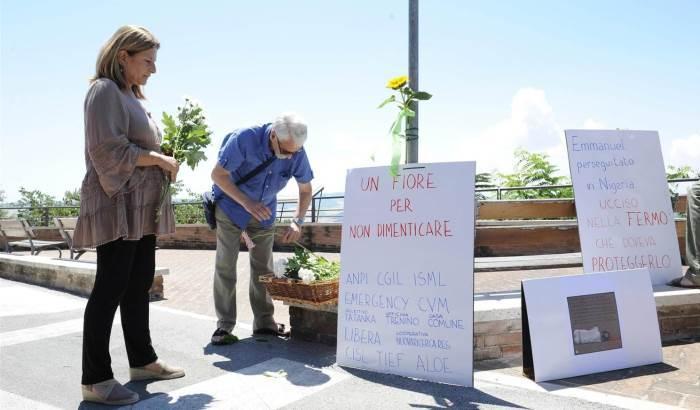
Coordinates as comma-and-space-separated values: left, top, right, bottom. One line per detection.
74, 25, 184, 405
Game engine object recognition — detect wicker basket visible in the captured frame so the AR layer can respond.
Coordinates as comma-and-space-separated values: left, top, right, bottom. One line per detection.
259, 274, 339, 306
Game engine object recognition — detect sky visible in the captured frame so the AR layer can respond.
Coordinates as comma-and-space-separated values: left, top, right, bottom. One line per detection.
1, 0, 698, 203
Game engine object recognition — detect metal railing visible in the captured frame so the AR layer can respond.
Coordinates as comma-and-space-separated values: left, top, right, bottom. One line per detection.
0, 205, 80, 227
1, 178, 697, 227
477, 177, 699, 200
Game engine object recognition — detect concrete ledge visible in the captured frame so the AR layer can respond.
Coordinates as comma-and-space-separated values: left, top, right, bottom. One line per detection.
0, 254, 169, 300
287, 284, 700, 361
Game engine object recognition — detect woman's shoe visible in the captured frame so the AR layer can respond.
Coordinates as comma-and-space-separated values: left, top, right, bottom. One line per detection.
81, 378, 139, 405
130, 360, 185, 381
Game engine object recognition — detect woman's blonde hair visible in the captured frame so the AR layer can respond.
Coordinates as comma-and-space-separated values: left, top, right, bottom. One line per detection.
92, 25, 160, 99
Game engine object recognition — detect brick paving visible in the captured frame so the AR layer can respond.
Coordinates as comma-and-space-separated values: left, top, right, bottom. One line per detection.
35, 249, 342, 329
478, 337, 700, 409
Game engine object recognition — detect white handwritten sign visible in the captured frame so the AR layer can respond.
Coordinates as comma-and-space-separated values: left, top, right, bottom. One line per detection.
336, 162, 475, 387
565, 129, 681, 285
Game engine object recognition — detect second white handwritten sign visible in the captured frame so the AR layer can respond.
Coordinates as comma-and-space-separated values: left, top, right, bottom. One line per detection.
565, 129, 681, 285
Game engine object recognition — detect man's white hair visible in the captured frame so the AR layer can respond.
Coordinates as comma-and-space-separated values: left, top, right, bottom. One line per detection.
271, 112, 307, 146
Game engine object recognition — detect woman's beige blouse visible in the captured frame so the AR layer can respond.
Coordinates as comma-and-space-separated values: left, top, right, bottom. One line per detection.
73, 78, 175, 248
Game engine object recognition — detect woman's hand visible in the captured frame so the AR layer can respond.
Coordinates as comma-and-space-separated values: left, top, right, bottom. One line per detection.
136, 151, 179, 180
159, 154, 179, 181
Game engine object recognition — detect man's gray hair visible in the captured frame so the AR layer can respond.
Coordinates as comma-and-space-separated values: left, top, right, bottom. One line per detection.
271, 113, 307, 146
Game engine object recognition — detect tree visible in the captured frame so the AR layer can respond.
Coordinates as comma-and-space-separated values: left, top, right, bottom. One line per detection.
0, 190, 7, 218
52, 189, 81, 219
666, 165, 699, 211
497, 148, 573, 199
666, 165, 698, 192
16, 187, 79, 226
172, 189, 205, 224
475, 172, 496, 200
62, 189, 81, 205
17, 187, 57, 226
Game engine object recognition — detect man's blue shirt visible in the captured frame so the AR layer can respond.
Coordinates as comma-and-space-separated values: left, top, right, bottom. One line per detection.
212, 123, 314, 229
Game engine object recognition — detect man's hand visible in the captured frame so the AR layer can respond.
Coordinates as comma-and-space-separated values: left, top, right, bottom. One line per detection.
243, 199, 272, 222
281, 222, 301, 243
212, 164, 271, 221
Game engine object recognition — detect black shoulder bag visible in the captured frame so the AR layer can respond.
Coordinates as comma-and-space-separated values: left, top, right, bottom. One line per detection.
203, 156, 277, 230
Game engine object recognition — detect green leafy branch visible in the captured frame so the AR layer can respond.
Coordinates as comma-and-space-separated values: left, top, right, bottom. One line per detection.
284, 245, 340, 282
155, 97, 212, 222
160, 98, 212, 170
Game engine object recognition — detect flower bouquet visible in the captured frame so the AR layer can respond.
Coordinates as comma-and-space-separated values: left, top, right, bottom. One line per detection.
259, 245, 340, 305
155, 97, 212, 222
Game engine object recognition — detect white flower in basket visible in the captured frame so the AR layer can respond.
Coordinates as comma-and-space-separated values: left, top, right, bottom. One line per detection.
273, 258, 288, 279
298, 268, 315, 284
261, 245, 340, 305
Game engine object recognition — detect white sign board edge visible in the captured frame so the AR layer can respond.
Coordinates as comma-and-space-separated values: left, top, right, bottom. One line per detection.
522, 268, 662, 382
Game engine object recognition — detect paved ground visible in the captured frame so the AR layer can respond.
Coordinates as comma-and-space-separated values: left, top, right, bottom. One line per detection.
1, 248, 698, 409
0, 278, 667, 410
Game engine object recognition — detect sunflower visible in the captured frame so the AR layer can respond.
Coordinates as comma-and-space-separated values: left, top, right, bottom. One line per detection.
386, 75, 408, 90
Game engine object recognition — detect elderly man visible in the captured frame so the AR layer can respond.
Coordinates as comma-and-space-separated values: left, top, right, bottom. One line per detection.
209, 113, 313, 344
670, 181, 700, 289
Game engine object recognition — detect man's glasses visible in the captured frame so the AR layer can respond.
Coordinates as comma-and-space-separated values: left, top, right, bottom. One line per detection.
273, 133, 300, 156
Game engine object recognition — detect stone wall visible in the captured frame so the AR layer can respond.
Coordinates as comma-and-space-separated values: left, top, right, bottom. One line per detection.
659, 304, 700, 341
0, 254, 167, 300
155, 223, 342, 252
288, 293, 700, 361
289, 306, 338, 345
4, 220, 687, 258
474, 319, 523, 361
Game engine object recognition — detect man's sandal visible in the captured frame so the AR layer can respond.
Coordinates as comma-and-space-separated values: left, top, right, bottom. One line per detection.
211, 328, 240, 345
667, 277, 700, 289
253, 323, 290, 337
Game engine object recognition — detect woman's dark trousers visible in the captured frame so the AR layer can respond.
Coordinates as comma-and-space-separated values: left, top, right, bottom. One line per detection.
81, 235, 158, 385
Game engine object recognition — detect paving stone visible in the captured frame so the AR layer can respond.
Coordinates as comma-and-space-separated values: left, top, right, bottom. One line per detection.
682, 394, 700, 409
645, 388, 685, 407
652, 379, 700, 396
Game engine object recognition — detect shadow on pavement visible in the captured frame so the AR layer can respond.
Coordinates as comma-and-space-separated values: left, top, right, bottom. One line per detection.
342, 366, 526, 409
541, 362, 679, 392
202, 334, 336, 386
663, 336, 700, 346
77, 393, 214, 409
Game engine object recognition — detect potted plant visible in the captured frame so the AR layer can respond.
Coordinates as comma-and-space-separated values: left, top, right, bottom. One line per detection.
259, 245, 340, 305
